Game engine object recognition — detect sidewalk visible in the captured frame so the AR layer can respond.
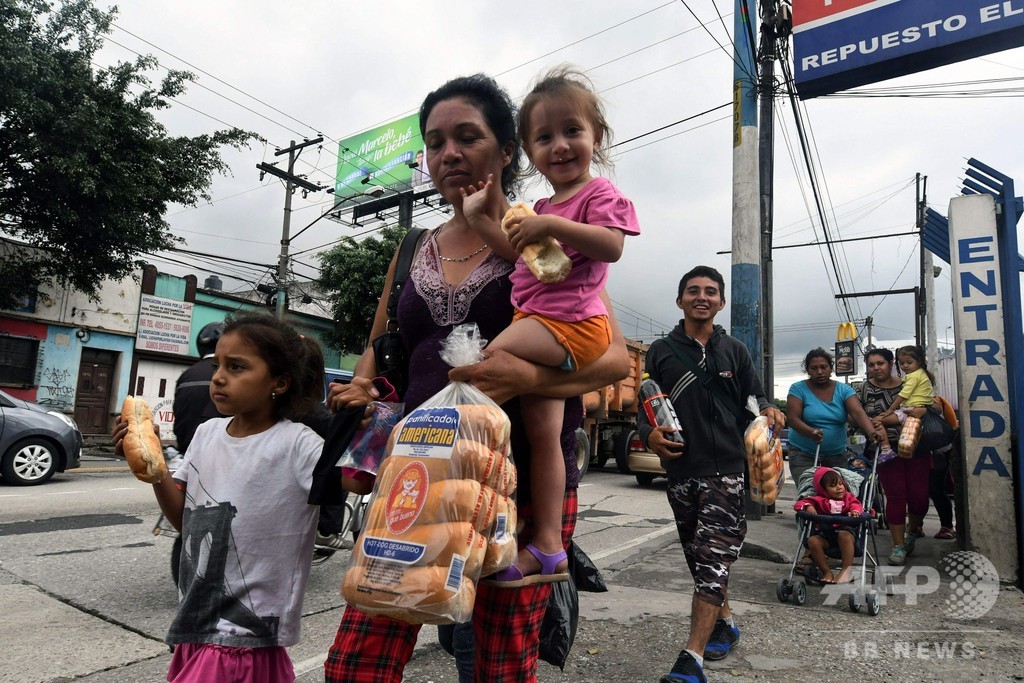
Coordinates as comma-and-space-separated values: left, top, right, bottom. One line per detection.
401, 473, 1024, 682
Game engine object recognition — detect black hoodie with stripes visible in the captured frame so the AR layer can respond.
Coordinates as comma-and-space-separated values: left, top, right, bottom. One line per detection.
638, 323, 771, 479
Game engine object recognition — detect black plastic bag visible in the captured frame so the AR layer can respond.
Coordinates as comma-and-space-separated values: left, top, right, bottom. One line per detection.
568, 541, 607, 593
919, 408, 954, 452
539, 579, 578, 669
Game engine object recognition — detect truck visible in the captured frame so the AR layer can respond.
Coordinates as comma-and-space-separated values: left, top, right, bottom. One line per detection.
575, 338, 651, 480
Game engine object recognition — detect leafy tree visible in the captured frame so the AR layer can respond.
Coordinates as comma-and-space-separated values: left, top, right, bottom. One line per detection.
0, 0, 257, 307
317, 224, 407, 353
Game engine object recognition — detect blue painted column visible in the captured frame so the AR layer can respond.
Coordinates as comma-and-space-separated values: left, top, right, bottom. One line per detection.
731, 0, 762, 377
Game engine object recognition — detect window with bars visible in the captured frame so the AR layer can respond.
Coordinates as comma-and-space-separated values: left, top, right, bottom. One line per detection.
0, 335, 40, 386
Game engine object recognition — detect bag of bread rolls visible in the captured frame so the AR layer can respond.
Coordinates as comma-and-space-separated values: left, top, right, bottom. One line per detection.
897, 415, 922, 459
344, 324, 517, 624
481, 494, 518, 576
743, 410, 785, 506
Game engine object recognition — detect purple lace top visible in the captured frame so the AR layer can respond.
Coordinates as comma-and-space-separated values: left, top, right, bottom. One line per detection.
396, 229, 582, 493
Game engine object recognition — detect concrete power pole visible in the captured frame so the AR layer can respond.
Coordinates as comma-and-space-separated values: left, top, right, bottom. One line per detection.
759, 0, 780, 400
917, 174, 939, 365
731, 0, 762, 378
257, 138, 324, 320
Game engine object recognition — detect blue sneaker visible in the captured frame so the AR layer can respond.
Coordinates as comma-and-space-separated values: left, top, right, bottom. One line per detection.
704, 619, 740, 661
904, 530, 924, 556
660, 650, 707, 683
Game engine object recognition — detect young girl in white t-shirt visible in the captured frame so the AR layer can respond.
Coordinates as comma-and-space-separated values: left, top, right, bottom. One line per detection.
462, 66, 640, 583
116, 313, 325, 682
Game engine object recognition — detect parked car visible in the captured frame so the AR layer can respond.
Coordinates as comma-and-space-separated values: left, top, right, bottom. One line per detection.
0, 389, 83, 485
623, 430, 668, 487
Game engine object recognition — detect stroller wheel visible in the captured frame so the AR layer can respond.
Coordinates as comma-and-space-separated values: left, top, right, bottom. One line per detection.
866, 591, 881, 616
776, 578, 791, 602
793, 581, 807, 606
848, 589, 862, 613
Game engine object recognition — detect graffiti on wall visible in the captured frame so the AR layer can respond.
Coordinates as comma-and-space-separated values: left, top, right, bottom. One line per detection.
38, 366, 74, 409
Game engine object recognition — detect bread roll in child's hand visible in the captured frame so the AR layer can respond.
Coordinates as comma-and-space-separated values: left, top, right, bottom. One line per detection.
121, 396, 168, 483
501, 203, 571, 284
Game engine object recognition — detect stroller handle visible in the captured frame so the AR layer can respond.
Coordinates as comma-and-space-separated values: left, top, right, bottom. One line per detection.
795, 509, 874, 526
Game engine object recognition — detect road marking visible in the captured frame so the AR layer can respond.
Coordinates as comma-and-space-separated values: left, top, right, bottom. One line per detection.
69, 466, 129, 472
589, 522, 677, 562
293, 654, 326, 676
43, 490, 89, 496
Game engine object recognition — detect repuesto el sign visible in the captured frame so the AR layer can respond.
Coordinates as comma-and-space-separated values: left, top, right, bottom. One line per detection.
793, 0, 1024, 99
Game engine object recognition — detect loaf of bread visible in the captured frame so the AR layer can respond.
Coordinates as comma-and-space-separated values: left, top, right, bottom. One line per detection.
386, 404, 511, 457
342, 564, 477, 625
898, 416, 921, 458
356, 522, 486, 577
121, 396, 167, 484
501, 203, 571, 284
364, 473, 499, 533
345, 397, 516, 623
380, 440, 514, 494
480, 495, 518, 577
745, 417, 784, 505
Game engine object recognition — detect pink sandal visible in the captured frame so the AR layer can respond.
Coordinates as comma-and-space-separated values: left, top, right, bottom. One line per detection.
485, 544, 569, 586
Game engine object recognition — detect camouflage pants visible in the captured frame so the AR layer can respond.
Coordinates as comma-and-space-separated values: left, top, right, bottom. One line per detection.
666, 473, 746, 607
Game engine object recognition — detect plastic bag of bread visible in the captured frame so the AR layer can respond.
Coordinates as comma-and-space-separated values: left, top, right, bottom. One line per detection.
742, 398, 784, 505
344, 324, 517, 624
897, 415, 922, 459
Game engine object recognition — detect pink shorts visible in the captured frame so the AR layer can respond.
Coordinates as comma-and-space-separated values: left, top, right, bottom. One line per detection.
168, 643, 294, 683
512, 311, 612, 370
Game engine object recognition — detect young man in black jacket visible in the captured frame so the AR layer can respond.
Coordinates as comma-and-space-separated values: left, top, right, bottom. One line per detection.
639, 266, 784, 683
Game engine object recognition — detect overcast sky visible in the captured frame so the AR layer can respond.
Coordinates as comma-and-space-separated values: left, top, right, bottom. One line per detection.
93, 1, 1024, 395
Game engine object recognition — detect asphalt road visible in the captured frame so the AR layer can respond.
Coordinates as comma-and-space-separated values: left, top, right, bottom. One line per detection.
4, 456, 1022, 683
0, 455, 678, 683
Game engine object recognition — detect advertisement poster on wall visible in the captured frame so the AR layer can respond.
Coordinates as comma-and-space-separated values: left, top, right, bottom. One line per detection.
136, 295, 193, 355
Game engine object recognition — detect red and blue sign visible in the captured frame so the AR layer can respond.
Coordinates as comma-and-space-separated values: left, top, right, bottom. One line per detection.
793, 0, 1024, 98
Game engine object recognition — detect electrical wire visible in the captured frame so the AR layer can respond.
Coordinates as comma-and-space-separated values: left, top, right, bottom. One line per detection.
677, 0, 756, 82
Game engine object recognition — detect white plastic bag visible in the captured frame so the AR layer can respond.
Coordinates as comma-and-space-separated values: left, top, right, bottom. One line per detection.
343, 324, 517, 625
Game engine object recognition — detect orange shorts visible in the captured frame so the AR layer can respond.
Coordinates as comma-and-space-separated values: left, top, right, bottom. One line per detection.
512, 311, 612, 370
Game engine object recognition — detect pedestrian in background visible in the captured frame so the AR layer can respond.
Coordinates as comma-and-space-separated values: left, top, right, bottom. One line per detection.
786, 348, 877, 488
639, 265, 784, 683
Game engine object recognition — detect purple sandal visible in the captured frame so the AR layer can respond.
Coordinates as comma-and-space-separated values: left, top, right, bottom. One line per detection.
486, 543, 570, 586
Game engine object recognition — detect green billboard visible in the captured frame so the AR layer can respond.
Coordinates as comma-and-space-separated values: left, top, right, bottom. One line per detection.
334, 113, 429, 203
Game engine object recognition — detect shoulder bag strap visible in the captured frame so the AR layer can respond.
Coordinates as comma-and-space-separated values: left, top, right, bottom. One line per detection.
661, 337, 753, 422
385, 228, 427, 324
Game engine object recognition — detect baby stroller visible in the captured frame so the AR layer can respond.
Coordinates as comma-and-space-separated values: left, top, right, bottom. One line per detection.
776, 444, 889, 616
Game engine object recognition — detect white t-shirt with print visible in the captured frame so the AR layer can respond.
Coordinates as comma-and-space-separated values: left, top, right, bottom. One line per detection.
168, 417, 323, 647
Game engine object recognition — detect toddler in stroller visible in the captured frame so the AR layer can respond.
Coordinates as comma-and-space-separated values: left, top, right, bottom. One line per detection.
794, 468, 865, 584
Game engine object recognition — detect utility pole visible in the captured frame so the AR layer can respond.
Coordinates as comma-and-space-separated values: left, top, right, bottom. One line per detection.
916, 173, 926, 352
758, 0, 780, 400
917, 173, 939, 365
731, 0, 762, 378
257, 138, 324, 320
733, 0, 761, 519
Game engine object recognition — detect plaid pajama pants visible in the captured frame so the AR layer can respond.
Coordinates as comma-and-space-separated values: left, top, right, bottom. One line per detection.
324, 488, 579, 683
